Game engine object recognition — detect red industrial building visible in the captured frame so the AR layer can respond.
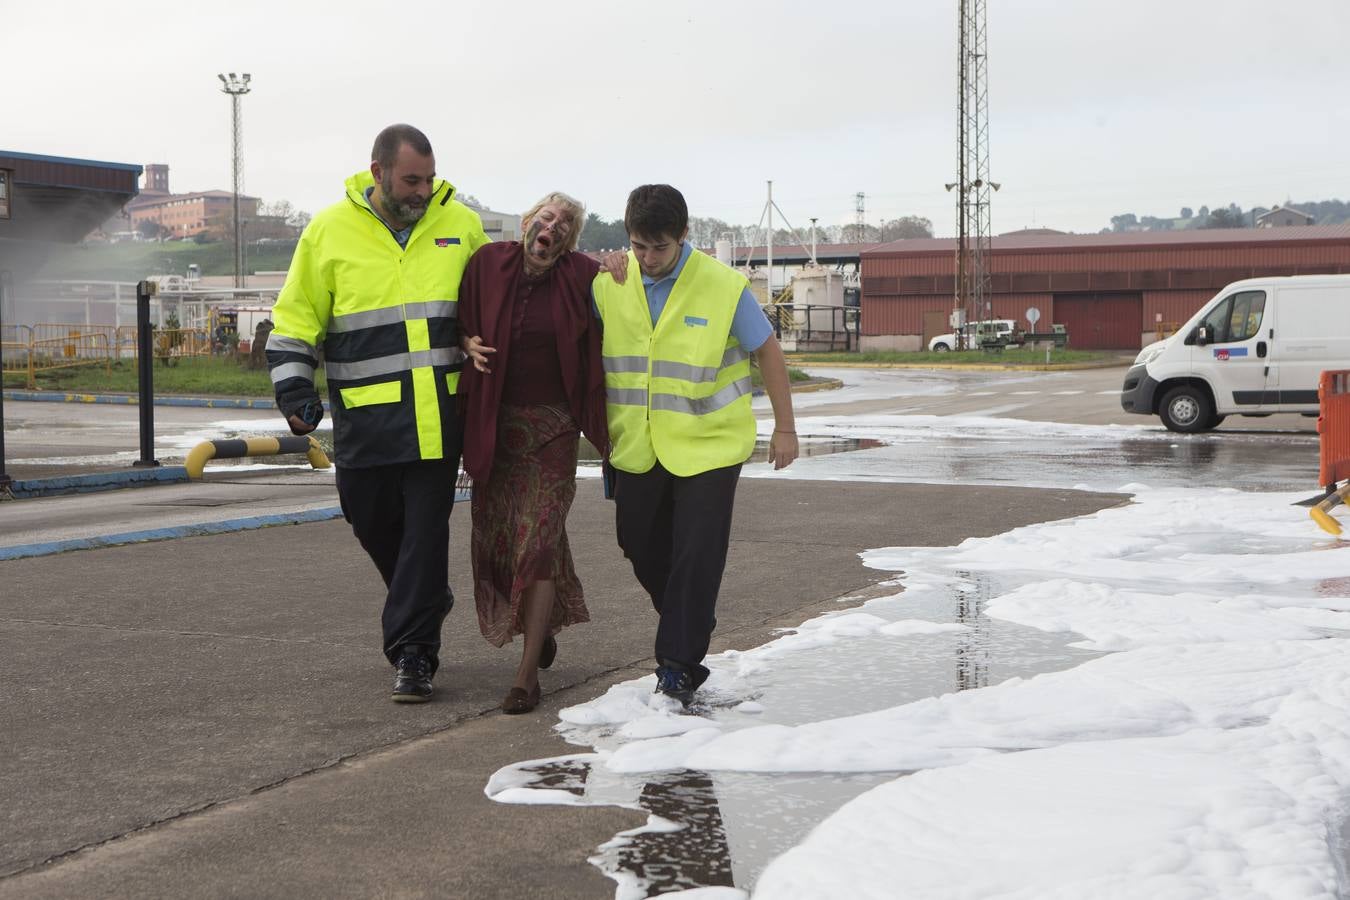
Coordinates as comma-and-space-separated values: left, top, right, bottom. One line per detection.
859, 225, 1350, 351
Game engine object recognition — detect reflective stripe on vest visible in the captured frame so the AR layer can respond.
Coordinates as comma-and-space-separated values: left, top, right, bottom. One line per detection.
594, 248, 756, 477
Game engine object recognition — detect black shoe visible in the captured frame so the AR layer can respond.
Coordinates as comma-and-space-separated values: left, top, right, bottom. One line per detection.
539, 635, 557, 670
654, 665, 694, 707
391, 650, 433, 703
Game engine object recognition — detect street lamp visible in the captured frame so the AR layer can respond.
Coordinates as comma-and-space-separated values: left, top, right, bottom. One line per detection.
217, 72, 251, 289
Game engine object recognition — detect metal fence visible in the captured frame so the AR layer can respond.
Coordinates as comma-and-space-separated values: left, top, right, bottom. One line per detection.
0, 324, 212, 388
765, 303, 859, 353
1, 331, 112, 388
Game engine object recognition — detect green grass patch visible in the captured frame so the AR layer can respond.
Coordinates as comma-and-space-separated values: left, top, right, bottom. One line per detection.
3, 355, 325, 397
35, 241, 296, 281
786, 348, 1117, 366
751, 365, 811, 388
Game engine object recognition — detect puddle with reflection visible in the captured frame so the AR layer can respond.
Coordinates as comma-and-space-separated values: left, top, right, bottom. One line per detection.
499, 571, 1103, 896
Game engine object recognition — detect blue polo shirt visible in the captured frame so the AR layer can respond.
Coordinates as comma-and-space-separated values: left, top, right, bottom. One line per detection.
595, 242, 774, 352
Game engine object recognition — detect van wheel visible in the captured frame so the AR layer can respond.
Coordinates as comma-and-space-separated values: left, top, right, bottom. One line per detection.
1159, 385, 1215, 433
1210, 414, 1226, 428
933, 343, 951, 353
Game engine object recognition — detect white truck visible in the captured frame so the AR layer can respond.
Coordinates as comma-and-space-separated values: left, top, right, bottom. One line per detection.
1120, 274, 1350, 432
928, 319, 1017, 352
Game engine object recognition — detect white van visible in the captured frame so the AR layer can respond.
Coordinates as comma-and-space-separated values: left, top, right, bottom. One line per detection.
1120, 274, 1350, 432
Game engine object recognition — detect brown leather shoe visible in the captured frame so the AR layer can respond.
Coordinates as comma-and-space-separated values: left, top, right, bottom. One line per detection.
539, 635, 558, 670
501, 683, 541, 714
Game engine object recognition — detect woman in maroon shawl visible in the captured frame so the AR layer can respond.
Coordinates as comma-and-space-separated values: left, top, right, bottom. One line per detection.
458, 192, 616, 713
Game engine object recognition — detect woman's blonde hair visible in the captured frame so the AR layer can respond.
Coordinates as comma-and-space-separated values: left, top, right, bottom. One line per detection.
521, 191, 586, 253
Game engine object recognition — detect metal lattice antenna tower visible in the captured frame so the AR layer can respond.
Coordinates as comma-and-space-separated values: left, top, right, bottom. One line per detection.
217, 73, 251, 289
948, 0, 999, 347
854, 192, 866, 241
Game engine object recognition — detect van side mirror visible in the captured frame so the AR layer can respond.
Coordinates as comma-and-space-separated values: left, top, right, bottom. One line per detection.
1190, 326, 1209, 347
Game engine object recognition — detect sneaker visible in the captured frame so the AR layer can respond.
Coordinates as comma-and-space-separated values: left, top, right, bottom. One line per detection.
654, 665, 694, 707
391, 649, 433, 703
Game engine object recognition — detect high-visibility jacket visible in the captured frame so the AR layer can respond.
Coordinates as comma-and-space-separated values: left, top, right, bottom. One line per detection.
266, 170, 488, 468
594, 248, 755, 476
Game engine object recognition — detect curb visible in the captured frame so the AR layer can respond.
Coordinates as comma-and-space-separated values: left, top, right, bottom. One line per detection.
2, 390, 279, 409
784, 359, 1130, 372
791, 377, 844, 393
7, 375, 851, 410
0, 506, 346, 561
9, 466, 191, 499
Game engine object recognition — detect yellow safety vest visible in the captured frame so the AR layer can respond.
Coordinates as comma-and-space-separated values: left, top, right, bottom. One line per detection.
268, 170, 489, 468
594, 248, 756, 476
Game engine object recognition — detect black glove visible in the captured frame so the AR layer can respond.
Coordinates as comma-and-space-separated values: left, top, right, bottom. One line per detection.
278, 387, 324, 434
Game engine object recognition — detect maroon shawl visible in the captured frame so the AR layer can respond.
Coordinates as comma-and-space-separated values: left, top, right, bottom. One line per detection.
457, 241, 608, 482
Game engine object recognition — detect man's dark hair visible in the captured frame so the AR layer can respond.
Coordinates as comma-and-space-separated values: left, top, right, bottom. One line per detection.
624, 184, 688, 241
371, 124, 433, 169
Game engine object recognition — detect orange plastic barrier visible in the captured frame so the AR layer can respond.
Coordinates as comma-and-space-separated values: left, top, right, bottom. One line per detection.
1317, 370, 1350, 490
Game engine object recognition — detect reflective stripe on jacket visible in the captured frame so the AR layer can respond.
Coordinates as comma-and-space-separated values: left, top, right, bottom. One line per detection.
266, 170, 489, 468
594, 248, 755, 476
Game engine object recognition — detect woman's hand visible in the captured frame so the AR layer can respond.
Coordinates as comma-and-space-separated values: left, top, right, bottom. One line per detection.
599, 250, 630, 285
463, 334, 496, 373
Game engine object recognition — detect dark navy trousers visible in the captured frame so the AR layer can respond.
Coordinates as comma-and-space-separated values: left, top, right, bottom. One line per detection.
335, 457, 458, 673
613, 461, 742, 687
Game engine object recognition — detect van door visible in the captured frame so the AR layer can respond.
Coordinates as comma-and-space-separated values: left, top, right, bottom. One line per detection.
1190, 289, 1271, 412
1268, 283, 1350, 410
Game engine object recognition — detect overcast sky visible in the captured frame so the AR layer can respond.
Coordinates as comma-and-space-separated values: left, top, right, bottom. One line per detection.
8, 0, 1348, 237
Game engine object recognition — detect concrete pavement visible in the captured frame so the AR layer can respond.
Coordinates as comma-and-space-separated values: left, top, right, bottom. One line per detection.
0, 469, 1126, 899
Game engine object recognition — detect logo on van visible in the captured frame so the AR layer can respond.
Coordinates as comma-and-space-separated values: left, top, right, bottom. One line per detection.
1213, 347, 1247, 360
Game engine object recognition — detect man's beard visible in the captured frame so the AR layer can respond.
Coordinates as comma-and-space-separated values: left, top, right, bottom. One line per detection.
380, 175, 427, 227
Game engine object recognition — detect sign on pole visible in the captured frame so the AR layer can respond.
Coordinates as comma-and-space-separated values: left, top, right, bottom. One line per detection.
1025, 306, 1041, 329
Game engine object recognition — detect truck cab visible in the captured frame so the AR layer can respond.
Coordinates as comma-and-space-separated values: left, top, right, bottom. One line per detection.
929, 319, 1017, 352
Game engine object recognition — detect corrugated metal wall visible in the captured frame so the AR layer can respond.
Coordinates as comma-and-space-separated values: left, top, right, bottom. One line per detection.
1142, 289, 1215, 330
1054, 293, 1143, 349
861, 236, 1350, 340
0, 156, 139, 194
863, 293, 1053, 336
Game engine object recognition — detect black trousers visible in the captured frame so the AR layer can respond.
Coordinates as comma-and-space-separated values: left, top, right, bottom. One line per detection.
335, 458, 458, 672
613, 461, 741, 687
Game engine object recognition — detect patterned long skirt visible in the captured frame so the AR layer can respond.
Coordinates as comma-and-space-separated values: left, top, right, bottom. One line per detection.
471, 403, 590, 648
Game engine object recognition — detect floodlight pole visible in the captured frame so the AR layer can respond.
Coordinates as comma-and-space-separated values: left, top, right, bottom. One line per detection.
218, 72, 251, 289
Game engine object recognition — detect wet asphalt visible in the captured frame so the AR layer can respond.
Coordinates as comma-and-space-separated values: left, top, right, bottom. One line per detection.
0, 363, 1329, 899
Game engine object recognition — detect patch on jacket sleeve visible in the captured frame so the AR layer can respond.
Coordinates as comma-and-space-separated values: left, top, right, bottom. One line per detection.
434, 237, 461, 247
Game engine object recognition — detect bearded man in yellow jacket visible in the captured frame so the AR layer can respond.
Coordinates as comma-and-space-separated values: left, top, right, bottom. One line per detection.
266, 124, 488, 702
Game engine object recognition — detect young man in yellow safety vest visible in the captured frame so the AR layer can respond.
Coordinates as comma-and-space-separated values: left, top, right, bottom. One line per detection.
593, 184, 799, 706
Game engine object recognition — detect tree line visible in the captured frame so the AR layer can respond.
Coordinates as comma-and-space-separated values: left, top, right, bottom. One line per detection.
577, 214, 934, 253
1106, 199, 1349, 233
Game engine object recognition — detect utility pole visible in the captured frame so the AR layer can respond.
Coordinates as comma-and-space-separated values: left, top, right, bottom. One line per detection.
946, 0, 998, 349
809, 217, 818, 265
766, 180, 774, 300
746, 182, 815, 301
854, 192, 866, 242
217, 72, 251, 289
